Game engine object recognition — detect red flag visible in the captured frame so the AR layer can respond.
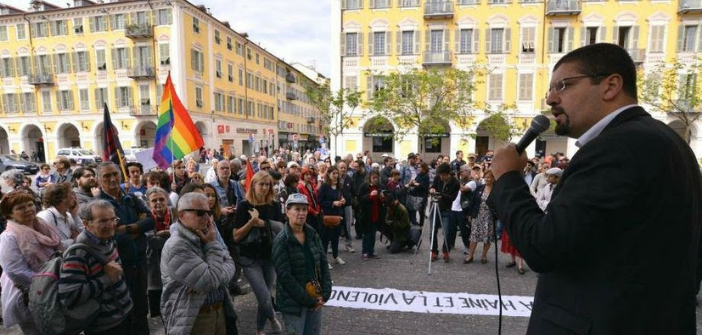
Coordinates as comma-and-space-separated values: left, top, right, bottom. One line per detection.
245, 159, 255, 193
102, 103, 128, 181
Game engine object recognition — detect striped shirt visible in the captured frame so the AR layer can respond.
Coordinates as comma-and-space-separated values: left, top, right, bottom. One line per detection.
58, 230, 133, 332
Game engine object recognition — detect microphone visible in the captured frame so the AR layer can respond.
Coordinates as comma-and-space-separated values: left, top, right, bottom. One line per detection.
516, 115, 551, 154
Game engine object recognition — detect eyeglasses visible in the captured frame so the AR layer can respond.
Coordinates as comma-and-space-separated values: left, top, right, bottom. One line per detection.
547, 74, 610, 97
181, 209, 213, 217
91, 217, 120, 226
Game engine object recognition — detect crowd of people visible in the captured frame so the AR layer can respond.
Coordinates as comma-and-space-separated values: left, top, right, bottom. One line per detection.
0, 146, 569, 335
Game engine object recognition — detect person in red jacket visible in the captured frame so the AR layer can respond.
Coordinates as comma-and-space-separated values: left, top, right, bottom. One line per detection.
297, 167, 321, 232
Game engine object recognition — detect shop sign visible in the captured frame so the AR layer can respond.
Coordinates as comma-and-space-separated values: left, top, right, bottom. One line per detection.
364, 132, 394, 138
236, 128, 258, 134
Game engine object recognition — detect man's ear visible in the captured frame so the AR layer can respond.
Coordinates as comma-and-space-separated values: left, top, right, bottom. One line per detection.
602, 74, 624, 101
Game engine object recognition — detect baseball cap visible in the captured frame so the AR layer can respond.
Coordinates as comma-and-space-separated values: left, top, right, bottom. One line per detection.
285, 193, 309, 207
546, 167, 563, 177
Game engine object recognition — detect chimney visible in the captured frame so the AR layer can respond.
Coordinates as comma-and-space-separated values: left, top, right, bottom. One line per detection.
222, 21, 230, 28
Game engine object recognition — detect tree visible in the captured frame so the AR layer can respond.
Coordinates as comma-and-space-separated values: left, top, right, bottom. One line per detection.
305, 82, 362, 157
639, 61, 702, 143
367, 67, 481, 155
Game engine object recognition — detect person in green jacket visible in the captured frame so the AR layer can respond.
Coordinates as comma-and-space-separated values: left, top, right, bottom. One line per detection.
272, 193, 332, 335
384, 193, 414, 254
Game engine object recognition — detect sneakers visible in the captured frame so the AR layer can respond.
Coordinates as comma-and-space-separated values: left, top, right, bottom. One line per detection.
328, 263, 333, 270
442, 252, 450, 263
369, 254, 381, 259
332, 257, 346, 265
269, 317, 283, 334
344, 245, 356, 253
431, 251, 438, 261
362, 254, 370, 261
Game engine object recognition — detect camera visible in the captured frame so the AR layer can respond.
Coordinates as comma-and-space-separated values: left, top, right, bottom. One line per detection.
430, 193, 441, 202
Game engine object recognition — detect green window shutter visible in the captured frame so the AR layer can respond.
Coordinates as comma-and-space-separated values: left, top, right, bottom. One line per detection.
485, 29, 492, 53
504, 28, 511, 53
443, 29, 450, 53
455, 28, 460, 54
111, 49, 118, 70
547, 28, 555, 53
473, 29, 480, 54
386, 31, 392, 55
566, 27, 573, 52
94, 88, 100, 109
580, 27, 586, 47
340, 33, 346, 56
357, 32, 364, 56
368, 32, 374, 55
631, 25, 639, 49
424, 30, 430, 54
598, 26, 606, 43
89, 17, 95, 33
115, 87, 121, 107
677, 26, 684, 52
396, 30, 401, 54
612, 26, 619, 45
414, 30, 420, 54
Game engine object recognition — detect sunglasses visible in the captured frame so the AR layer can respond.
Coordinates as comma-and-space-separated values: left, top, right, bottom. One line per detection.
181, 209, 213, 217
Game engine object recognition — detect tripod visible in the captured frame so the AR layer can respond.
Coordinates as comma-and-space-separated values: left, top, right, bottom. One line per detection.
427, 196, 449, 275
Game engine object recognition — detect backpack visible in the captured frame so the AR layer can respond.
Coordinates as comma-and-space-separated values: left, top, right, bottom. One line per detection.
29, 243, 110, 335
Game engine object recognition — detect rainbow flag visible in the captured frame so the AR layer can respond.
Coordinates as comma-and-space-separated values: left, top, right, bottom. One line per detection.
153, 73, 204, 170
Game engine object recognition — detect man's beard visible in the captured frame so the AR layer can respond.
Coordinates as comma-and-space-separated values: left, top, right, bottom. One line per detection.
554, 113, 570, 136
80, 181, 96, 192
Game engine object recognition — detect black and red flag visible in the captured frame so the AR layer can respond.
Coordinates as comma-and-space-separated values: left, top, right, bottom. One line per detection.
102, 103, 128, 181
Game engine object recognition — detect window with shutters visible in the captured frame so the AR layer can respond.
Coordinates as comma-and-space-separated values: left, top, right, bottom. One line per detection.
56, 53, 70, 74
238, 98, 244, 115
488, 73, 503, 101
373, 32, 386, 55
238, 68, 244, 85
157, 9, 172, 25
16, 24, 26, 40
94, 88, 107, 109
228, 64, 234, 82
34, 22, 48, 37
345, 33, 358, 56
42, 91, 52, 113
114, 48, 128, 69
3, 94, 17, 113
270, 83, 275, 96
112, 14, 126, 30
679, 73, 698, 102
52, 20, 67, 36
402, 31, 414, 55
139, 84, 150, 107
345, 0, 363, 9
490, 28, 504, 53
117, 87, 131, 108
91, 16, 107, 32
75, 51, 90, 72
430, 30, 444, 53
36, 55, 51, 73
649, 26, 665, 53
682, 26, 697, 52
215, 30, 221, 44
246, 72, 253, 87
159, 43, 170, 65
616, 26, 632, 49
399, 0, 420, 6
518, 73, 533, 101
373, 0, 392, 8
214, 93, 223, 111
1, 58, 13, 78
73, 18, 83, 34
459, 29, 473, 54
371, 76, 386, 99
191, 49, 204, 72
23, 93, 35, 113
344, 76, 358, 91
79, 89, 89, 111
0, 26, 7, 41
227, 37, 233, 50
193, 17, 200, 33
584, 27, 598, 46
255, 76, 260, 91
196, 87, 203, 108
57, 90, 74, 111
216, 59, 222, 78
247, 100, 254, 116
96, 49, 107, 71
521, 27, 535, 53
17, 56, 29, 76
549, 27, 572, 53
236, 42, 243, 55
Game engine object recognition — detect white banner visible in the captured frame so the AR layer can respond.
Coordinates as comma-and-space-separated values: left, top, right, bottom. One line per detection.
327, 286, 533, 317
135, 148, 158, 171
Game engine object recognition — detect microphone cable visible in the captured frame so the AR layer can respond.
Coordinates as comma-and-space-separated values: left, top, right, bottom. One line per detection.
493, 218, 503, 335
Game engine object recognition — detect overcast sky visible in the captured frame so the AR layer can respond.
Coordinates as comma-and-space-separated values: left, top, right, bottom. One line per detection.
14, 0, 332, 76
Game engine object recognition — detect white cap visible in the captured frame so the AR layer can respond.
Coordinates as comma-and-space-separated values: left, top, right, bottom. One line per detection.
546, 167, 563, 177
287, 161, 299, 168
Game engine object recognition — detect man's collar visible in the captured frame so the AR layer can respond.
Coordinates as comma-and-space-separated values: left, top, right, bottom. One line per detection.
576, 104, 638, 148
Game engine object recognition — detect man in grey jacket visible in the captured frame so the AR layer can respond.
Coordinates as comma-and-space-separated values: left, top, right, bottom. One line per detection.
73, 167, 98, 211
160, 193, 236, 335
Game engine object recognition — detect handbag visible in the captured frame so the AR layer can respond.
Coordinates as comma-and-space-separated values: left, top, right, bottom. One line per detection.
322, 215, 342, 227
305, 263, 323, 299
405, 194, 424, 212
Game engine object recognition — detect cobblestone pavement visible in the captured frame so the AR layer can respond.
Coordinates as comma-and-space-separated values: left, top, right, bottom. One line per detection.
2, 223, 702, 334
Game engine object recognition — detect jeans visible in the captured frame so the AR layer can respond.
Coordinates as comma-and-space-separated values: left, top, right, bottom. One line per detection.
408, 209, 418, 226
430, 210, 452, 253
362, 226, 377, 255
122, 263, 149, 335
321, 221, 342, 258
418, 202, 428, 227
242, 257, 277, 331
282, 307, 323, 335
343, 205, 354, 246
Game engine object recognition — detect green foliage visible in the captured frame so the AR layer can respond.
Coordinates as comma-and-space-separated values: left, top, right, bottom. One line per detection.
639, 61, 702, 143
305, 81, 363, 154
366, 67, 482, 153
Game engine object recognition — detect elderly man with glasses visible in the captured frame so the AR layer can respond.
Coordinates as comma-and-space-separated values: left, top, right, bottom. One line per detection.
160, 193, 236, 335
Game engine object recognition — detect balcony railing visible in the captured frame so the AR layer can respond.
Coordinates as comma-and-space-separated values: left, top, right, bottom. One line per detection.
679, 0, 702, 12
398, 0, 420, 7
627, 49, 645, 63
306, 116, 315, 124
28, 72, 54, 85
130, 104, 160, 116
422, 51, 453, 66
424, 1, 454, 19
545, 0, 581, 15
285, 73, 296, 83
125, 23, 153, 38
127, 66, 156, 79
286, 92, 297, 100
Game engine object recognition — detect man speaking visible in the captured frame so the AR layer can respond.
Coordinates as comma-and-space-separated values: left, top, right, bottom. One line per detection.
488, 43, 701, 334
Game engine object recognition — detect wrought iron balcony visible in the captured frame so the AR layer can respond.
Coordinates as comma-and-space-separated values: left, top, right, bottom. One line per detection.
28, 72, 54, 85
627, 49, 645, 64
127, 66, 156, 79
545, 0, 581, 15
285, 73, 296, 83
125, 23, 153, 39
422, 51, 453, 66
679, 0, 702, 13
286, 92, 297, 100
129, 104, 160, 116
306, 116, 315, 124
424, 1, 454, 19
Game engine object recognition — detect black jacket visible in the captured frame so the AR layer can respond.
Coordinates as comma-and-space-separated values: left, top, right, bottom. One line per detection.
488, 107, 701, 335
430, 175, 460, 212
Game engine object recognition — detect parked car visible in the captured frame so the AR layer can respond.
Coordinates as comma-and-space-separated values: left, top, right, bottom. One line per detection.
0, 155, 39, 174
56, 147, 103, 165
123, 147, 145, 163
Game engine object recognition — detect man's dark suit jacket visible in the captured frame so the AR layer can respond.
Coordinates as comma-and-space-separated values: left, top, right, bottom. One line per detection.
489, 106, 701, 335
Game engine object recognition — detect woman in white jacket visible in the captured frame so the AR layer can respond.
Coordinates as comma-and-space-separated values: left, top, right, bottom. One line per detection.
36, 182, 84, 249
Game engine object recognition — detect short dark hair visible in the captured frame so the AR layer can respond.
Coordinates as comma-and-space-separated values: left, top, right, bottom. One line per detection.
554, 43, 637, 99
356, 159, 365, 167
179, 182, 204, 197
456, 150, 463, 156
126, 162, 143, 174
436, 162, 451, 175
283, 174, 299, 188
72, 167, 95, 182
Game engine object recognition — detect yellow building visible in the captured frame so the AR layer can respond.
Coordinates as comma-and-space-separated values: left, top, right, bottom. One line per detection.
0, 0, 323, 161
331, 0, 700, 159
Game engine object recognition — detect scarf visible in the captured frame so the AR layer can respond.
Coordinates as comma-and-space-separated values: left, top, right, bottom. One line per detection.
5, 218, 63, 272
152, 208, 172, 232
